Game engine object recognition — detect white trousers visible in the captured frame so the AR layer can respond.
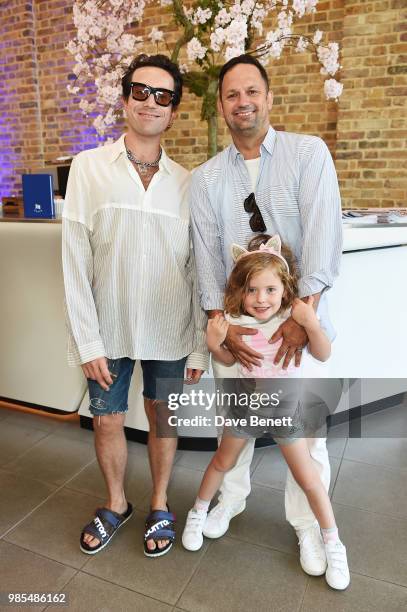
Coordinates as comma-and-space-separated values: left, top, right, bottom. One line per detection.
218, 436, 330, 530
214, 346, 334, 530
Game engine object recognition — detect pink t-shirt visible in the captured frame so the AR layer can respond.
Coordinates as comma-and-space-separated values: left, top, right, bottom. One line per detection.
225, 310, 300, 378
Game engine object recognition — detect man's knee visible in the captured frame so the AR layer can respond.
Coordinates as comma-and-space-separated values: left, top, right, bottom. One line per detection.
144, 398, 161, 418
144, 399, 176, 437
93, 412, 126, 433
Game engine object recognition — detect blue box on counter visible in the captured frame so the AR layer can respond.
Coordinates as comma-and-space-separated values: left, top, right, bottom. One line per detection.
22, 174, 55, 218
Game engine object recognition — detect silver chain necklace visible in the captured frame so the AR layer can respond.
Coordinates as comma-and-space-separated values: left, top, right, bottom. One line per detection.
126, 146, 162, 175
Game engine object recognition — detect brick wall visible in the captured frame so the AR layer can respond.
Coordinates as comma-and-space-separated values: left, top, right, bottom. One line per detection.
0, 0, 406, 207
0, 1, 43, 195
335, 0, 407, 207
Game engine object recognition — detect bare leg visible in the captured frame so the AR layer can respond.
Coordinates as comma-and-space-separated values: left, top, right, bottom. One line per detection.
144, 399, 178, 551
279, 438, 336, 529
198, 435, 248, 502
83, 413, 128, 548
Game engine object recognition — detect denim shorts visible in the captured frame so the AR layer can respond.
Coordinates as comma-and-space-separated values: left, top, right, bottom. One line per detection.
87, 356, 187, 417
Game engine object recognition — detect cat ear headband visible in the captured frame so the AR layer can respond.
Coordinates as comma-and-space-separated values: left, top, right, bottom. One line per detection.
231, 234, 290, 273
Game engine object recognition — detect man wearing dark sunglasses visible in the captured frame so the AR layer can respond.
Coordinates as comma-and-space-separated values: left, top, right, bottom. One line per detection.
190, 54, 342, 576
63, 54, 207, 559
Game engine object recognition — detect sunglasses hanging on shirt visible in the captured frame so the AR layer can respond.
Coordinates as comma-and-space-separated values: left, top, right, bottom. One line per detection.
244, 193, 267, 232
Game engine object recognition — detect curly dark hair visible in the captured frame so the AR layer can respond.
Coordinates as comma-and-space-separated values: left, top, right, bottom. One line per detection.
122, 54, 183, 107
224, 234, 299, 318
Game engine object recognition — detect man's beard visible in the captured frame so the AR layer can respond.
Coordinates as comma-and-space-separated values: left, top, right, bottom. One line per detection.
224, 107, 265, 135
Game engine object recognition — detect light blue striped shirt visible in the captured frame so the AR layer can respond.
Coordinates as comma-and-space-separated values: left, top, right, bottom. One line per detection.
189, 126, 343, 339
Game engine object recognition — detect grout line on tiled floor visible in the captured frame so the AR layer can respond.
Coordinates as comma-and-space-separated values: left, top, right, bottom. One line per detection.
173, 540, 214, 610
42, 566, 176, 611
329, 448, 345, 499
172, 463, 205, 474
248, 481, 289, 495
348, 572, 407, 590
1, 414, 62, 434
331, 499, 407, 522
0, 539, 84, 572
0, 455, 99, 540
221, 530, 298, 560
297, 578, 311, 612
333, 454, 407, 472
0, 429, 55, 470
79, 565, 187, 608
44, 569, 83, 612
341, 569, 407, 591
0, 461, 95, 493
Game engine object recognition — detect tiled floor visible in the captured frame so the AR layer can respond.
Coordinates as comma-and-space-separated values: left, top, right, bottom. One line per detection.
1, 401, 407, 612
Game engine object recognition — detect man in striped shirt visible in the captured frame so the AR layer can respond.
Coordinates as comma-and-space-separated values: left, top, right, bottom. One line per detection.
62, 54, 208, 558
190, 54, 342, 577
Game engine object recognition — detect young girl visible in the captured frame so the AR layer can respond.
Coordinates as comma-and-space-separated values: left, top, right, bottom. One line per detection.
182, 234, 350, 591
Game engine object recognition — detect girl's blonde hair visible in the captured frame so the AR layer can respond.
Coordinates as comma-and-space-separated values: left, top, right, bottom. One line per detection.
224, 234, 299, 318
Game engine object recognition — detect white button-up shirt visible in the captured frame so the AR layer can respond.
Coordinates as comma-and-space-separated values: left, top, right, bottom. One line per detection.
62, 134, 209, 371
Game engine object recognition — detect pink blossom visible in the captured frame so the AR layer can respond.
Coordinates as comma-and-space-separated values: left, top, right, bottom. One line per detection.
225, 17, 248, 47
79, 99, 95, 115
68, 0, 342, 141
149, 27, 164, 43
292, 0, 317, 18
296, 36, 308, 53
317, 42, 340, 76
187, 37, 207, 61
191, 7, 212, 25
324, 78, 343, 100
241, 0, 255, 15
210, 28, 226, 53
215, 8, 232, 27
313, 29, 323, 45
225, 46, 244, 62
67, 84, 80, 94
251, 5, 267, 35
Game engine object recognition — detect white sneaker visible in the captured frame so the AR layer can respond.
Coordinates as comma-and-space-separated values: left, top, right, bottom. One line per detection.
202, 501, 246, 539
325, 540, 350, 590
296, 524, 327, 576
182, 508, 207, 551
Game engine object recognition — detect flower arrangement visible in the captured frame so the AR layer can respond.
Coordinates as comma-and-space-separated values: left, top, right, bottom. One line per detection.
67, 0, 343, 155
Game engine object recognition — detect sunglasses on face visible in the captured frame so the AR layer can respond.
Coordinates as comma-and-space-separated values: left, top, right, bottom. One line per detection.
244, 193, 267, 232
130, 82, 176, 107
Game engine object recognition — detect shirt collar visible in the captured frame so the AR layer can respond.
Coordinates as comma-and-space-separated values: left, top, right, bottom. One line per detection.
230, 125, 276, 163
108, 134, 126, 163
108, 133, 171, 175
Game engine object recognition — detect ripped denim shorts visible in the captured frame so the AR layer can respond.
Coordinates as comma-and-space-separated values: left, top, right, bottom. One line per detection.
87, 356, 187, 417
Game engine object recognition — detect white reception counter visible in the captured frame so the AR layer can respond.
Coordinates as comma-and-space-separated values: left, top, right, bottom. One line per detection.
0, 219, 406, 434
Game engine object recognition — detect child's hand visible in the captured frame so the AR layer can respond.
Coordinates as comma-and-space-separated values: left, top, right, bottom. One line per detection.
291, 296, 319, 331
207, 314, 229, 349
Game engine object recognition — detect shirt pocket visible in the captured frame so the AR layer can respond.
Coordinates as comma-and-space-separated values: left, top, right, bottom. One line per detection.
258, 185, 300, 218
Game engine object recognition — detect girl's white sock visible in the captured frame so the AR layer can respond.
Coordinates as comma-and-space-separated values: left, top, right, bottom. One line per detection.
321, 525, 339, 544
194, 497, 210, 513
